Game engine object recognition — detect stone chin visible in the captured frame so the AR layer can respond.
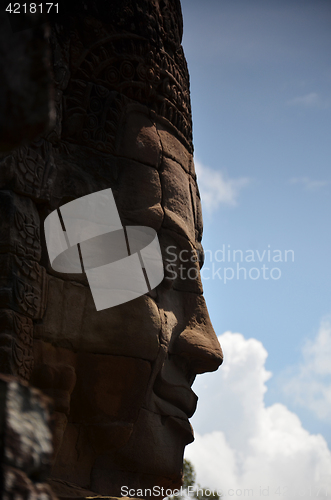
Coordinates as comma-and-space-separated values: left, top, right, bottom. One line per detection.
89, 407, 195, 496
44, 362, 196, 497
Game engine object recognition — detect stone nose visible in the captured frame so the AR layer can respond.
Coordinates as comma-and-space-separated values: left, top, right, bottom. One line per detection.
169, 294, 223, 375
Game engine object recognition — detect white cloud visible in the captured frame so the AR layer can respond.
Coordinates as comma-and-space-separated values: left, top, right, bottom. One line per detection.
195, 160, 249, 213
287, 93, 330, 109
289, 177, 329, 190
283, 319, 331, 421
287, 92, 319, 107
185, 332, 331, 500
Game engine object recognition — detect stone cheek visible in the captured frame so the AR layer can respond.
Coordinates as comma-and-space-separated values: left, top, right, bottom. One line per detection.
69, 353, 151, 424
34, 276, 161, 361
80, 293, 161, 360
30, 340, 153, 489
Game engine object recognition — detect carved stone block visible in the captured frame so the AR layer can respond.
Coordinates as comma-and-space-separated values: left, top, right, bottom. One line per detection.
0, 310, 33, 381
30, 341, 78, 462
156, 122, 192, 174
0, 141, 55, 202
0, 255, 47, 319
30, 363, 76, 416
159, 229, 203, 295
189, 176, 204, 244
62, 83, 128, 155
160, 157, 195, 244
114, 158, 163, 230
116, 108, 162, 168
0, 191, 41, 261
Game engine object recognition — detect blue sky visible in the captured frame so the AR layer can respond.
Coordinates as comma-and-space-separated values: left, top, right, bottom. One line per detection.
180, 1, 331, 495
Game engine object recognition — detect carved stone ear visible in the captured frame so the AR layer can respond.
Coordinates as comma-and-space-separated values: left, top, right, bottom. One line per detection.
0, 191, 47, 382
0, 311, 34, 381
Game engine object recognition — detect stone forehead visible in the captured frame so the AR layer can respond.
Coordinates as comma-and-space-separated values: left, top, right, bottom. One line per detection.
51, 108, 203, 250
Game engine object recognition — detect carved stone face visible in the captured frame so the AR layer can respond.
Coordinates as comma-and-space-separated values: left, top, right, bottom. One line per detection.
27, 5, 224, 497
31, 115, 223, 495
